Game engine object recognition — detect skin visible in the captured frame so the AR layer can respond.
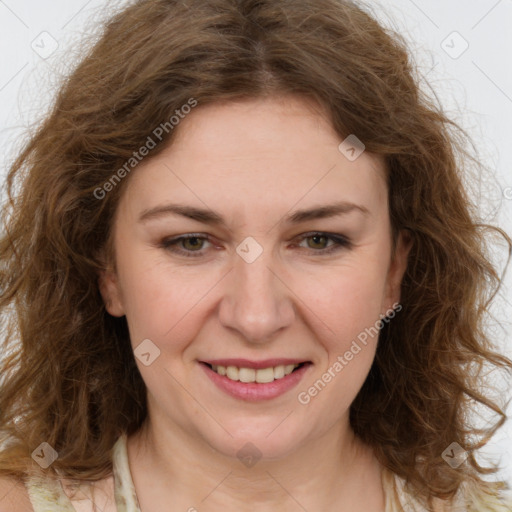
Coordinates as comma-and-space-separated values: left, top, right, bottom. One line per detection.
98, 95, 412, 512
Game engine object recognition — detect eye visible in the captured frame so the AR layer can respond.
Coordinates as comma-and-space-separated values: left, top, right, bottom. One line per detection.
159, 234, 212, 258
294, 232, 352, 255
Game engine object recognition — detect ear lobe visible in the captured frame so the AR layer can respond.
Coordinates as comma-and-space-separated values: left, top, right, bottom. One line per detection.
384, 229, 413, 312
98, 268, 125, 317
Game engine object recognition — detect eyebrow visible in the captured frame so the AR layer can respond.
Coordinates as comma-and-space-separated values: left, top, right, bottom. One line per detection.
138, 201, 370, 226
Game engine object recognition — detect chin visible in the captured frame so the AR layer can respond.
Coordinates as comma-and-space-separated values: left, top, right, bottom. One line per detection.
199, 418, 310, 462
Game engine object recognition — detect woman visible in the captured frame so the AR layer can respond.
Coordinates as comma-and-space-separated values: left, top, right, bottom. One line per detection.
0, 0, 511, 510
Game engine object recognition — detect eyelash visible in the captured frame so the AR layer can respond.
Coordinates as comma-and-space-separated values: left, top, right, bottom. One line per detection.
158, 232, 352, 258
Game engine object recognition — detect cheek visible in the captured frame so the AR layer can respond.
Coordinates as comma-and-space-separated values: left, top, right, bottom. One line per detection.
295, 266, 387, 414
298, 260, 389, 347
116, 253, 224, 350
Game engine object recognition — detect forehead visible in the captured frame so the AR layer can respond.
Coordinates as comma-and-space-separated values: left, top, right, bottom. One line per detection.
118, 96, 387, 223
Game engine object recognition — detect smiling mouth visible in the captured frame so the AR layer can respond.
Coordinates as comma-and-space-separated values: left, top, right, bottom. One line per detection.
202, 362, 309, 384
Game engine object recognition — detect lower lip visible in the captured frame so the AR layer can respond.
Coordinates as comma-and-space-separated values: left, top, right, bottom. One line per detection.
200, 362, 311, 401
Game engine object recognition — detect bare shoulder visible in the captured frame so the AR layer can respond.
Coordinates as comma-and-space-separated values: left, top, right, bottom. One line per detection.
0, 475, 34, 512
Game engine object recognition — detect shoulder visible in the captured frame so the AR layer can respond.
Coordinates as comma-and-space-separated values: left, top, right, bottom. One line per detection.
0, 476, 34, 512
388, 468, 512, 512
21, 471, 116, 512
432, 481, 512, 512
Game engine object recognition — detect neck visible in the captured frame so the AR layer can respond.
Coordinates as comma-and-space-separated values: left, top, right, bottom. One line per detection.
126, 417, 385, 512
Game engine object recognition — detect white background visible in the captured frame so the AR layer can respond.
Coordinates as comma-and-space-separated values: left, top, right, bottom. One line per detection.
1, 0, 511, 486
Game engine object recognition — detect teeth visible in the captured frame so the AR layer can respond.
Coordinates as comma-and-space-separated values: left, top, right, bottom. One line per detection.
211, 363, 301, 383
274, 365, 285, 379
255, 367, 274, 383
239, 368, 255, 383
226, 366, 239, 380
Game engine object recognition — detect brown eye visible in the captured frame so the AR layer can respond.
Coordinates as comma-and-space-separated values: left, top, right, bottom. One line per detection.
305, 234, 329, 250
159, 234, 213, 258
181, 237, 205, 251
296, 232, 352, 255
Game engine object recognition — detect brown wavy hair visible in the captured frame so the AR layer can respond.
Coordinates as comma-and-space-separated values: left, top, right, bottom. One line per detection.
1, 0, 511, 508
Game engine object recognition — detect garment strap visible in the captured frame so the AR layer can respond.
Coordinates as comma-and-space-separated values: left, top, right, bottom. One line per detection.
25, 474, 79, 512
111, 433, 142, 512
24, 435, 139, 512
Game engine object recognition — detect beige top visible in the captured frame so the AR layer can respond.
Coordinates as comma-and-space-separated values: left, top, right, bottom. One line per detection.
23, 434, 512, 512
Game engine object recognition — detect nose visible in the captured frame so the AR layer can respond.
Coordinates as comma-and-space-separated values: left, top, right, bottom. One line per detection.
218, 244, 296, 344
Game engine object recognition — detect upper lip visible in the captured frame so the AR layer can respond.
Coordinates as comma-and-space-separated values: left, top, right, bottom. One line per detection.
201, 358, 310, 369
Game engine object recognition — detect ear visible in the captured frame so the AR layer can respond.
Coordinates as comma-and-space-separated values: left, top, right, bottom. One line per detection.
382, 229, 413, 314
97, 252, 125, 317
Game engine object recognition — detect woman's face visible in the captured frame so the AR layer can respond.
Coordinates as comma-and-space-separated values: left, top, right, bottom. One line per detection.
99, 95, 411, 459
